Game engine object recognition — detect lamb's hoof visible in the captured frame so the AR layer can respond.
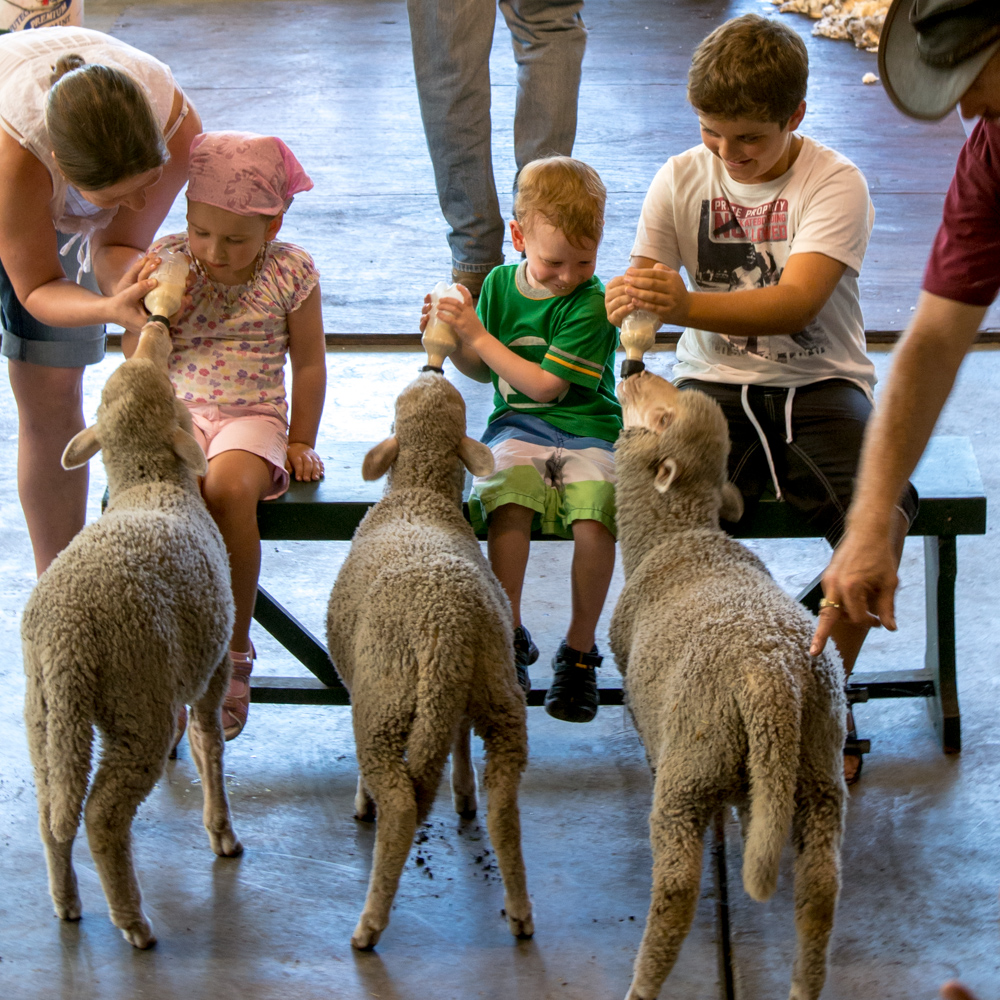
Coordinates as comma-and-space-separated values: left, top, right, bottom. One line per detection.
208, 828, 243, 857
119, 917, 156, 949
354, 799, 376, 823
506, 908, 534, 939
453, 794, 477, 820
54, 898, 82, 921
350, 916, 383, 951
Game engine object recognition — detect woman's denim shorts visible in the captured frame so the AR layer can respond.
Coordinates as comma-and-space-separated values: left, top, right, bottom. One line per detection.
0, 236, 106, 368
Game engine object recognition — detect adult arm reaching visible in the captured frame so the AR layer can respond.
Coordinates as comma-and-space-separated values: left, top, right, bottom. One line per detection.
810, 293, 985, 654
809, 0, 1000, 654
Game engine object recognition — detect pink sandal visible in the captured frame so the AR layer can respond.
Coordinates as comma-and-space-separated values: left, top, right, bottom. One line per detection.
222, 644, 254, 741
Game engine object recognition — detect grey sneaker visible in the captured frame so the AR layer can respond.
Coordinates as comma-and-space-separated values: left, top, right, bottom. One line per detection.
513, 625, 538, 696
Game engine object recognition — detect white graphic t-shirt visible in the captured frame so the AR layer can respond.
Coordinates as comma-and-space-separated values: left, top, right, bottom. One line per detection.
631, 135, 876, 395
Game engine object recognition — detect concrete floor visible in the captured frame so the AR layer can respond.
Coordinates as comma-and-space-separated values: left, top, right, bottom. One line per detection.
2, 346, 999, 1000
1, 0, 999, 998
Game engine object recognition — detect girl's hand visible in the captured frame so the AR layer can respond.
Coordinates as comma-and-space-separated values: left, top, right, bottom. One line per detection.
623, 264, 689, 326
433, 285, 488, 346
285, 442, 324, 482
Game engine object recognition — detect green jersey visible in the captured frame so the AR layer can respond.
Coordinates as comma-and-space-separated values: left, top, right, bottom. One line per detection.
477, 262, 622, 443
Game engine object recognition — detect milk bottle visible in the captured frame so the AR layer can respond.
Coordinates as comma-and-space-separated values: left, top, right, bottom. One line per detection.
619, 309, 659, 379
421, 281, 463, 371
144, 251, 190, 324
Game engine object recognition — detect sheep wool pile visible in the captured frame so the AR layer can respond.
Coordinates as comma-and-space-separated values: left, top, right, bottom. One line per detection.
773, 0, 889, 52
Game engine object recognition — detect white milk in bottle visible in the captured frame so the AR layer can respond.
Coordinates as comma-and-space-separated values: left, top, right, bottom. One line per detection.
144, 250, 190, 323
619, 309, 659, 378
421, 281, 463, 371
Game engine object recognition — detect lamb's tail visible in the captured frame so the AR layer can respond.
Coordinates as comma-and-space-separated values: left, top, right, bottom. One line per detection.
739, 666, 802, 902
406, 625, 470, 824
27, 640, 94, 843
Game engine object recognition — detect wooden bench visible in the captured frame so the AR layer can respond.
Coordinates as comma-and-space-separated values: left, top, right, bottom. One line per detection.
251, 435, 986, 754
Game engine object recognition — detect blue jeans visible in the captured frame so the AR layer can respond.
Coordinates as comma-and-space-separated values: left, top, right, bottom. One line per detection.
406, 0, 587, 272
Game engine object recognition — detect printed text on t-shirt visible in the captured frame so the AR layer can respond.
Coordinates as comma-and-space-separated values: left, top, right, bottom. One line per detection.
711, 198, 789, 244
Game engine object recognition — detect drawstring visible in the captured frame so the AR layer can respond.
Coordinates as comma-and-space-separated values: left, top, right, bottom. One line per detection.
740, 384, 781, 500
740, 384, 795, 502
58, 231, 94, 281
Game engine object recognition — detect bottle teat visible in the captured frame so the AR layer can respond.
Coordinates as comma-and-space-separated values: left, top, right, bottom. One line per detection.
619, 309, 659, 379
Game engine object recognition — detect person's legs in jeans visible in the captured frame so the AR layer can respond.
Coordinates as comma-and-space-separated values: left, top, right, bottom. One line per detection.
500, 0, 586, 174
406, 0, 506, 276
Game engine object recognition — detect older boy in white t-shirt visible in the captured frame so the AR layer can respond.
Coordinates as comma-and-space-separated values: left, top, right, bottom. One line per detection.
605, 13, 917, 784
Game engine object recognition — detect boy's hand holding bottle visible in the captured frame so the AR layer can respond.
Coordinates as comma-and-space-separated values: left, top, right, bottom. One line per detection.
606, 263, 689, 328
421, 284, 489, 353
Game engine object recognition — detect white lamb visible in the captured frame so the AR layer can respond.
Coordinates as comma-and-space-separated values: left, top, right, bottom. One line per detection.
326, 372, 533, 950
21, 322, 241, 950
610, 371, 846, 1000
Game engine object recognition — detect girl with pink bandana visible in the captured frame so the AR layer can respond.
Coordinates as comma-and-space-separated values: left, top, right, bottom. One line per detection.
135, 131, 326, 741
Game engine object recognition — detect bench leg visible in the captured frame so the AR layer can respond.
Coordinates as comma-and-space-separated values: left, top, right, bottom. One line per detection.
924, 536, 961, 753
252, 586, 346, 691
795, 572, 824, 614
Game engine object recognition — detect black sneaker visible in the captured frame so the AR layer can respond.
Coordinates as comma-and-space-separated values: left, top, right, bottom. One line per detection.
513, 625, 538, 696
544, 641, 601, 723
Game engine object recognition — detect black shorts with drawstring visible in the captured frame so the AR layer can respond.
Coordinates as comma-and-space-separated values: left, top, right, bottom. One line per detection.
675, 378, 919, 547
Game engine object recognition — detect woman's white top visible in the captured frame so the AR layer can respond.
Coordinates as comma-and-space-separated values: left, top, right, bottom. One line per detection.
0, 26, 182, 272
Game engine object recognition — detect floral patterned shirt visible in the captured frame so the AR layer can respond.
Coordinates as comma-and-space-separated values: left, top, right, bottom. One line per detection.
151, 234, 319, 420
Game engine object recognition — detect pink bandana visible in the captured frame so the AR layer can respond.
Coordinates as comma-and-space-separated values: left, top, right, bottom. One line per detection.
186, 131, 313, 216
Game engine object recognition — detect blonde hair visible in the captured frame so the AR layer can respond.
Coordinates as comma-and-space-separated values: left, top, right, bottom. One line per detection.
46, 57, 168, 190
687, 14, 808, 126
513, 156, 606, 249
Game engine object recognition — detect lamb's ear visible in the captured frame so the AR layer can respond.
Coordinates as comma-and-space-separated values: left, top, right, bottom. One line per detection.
362, 436, 399, 481
654, 457, 680, 494
458, 436, 494, 477
61, 426, 101, 469
173, 397, 196, 434
720, 481, 744, 522
173, 428, 208, 476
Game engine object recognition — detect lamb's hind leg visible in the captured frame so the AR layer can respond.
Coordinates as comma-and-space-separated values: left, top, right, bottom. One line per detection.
351, 748, 418, 950
479, 704, 532, 938
24, 674, 80, 920
84, 716, 172, 948
354, 774, 376, 822
189, 657, 242, 857
788, 779, 844, 1000
626, 762, 717, 1000
451, 718, 478, 819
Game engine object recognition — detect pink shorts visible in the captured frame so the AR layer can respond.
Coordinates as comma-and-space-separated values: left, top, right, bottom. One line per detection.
185, 402, 290, 500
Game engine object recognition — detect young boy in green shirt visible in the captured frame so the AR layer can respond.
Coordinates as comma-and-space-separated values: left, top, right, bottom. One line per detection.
427, 156, 622, 724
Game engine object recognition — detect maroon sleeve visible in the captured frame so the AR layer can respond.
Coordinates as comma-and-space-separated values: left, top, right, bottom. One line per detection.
922, 119, 1000, 307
